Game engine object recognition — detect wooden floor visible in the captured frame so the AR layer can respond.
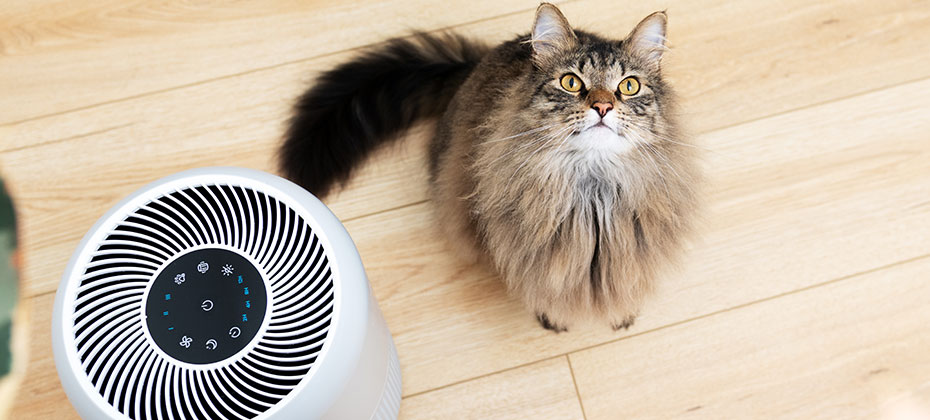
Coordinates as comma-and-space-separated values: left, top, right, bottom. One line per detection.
3, 0, 930, 418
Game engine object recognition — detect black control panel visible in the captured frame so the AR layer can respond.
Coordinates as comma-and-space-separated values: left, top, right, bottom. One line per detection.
145, 248, 267, 364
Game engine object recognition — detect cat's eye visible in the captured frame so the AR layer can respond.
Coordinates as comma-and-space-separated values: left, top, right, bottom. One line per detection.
618, 77, 641, 95
559, 74, 583, 92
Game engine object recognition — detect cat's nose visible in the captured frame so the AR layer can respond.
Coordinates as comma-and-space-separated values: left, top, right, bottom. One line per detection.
592, 102, 613, 117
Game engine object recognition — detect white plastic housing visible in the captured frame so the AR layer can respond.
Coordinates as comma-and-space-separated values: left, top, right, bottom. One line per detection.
52, 167, 400, 420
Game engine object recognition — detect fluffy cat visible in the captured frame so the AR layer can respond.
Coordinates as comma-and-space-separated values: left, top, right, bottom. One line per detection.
280, 3, 699, 331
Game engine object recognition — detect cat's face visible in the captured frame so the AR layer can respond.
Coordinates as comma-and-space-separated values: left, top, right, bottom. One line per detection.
525, 6, 671, 157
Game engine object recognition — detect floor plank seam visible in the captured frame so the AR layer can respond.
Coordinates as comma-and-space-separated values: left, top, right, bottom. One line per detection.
340, 199, 429, 224
0, 122, 137, 155
18, 244, 930, 411
401, 353, 568, 400
0, 0, 580, 135
22, 250, 930, 403
565, 354, 589, 420
559, 251, 930, 358
685, 73, 930, 137
17, 188, 930, 402
399, 251, 930, 400
7, 69, 929, 174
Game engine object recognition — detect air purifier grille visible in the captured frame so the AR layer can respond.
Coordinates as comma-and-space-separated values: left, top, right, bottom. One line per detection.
70, 183, 335, 419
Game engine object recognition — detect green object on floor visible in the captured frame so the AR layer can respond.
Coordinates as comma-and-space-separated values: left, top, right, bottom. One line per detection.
0, 177, 18, 379
0, 321, 10, 378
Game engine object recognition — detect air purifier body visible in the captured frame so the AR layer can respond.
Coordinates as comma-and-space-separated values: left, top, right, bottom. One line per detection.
52, 167, 400, 419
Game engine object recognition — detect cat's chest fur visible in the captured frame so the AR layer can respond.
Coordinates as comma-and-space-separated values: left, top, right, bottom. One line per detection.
523, 151, 633, 245
471, 150, 650, 322
475, 134, 638, 251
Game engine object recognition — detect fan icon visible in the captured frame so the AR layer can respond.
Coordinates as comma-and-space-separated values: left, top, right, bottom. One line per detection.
221, 264, 234, 276
179, 336, 193, 348
174, 273, 186, 285
197, 261, 209, 274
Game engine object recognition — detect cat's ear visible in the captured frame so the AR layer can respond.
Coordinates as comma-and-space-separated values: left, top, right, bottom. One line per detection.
531, 3, 577, 66
625, 11, 668, 68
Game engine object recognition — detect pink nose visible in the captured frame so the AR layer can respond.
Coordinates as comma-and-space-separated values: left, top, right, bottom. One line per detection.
592, 102, 613, 117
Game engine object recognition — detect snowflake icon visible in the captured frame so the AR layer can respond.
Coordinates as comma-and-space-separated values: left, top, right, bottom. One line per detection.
174, 273, 186, 285
179, 336, 193, 348
197, 261, 209, 274
221, 264, 234, 276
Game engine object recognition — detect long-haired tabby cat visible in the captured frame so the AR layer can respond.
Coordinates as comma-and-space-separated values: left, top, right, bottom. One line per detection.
280, 3, 699, 332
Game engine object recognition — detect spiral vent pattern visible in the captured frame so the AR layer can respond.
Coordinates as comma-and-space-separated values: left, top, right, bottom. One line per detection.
72, 184, 334, 419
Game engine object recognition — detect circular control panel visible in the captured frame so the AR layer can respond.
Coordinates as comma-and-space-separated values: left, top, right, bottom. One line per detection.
145, 248, 267, 364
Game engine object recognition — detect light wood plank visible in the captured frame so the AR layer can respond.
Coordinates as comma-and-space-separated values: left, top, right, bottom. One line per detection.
2, 0, 929, 301
569, 256, 930, 419
400, 357, 583, 420
0, 0, 545, 125
348, 77, 930, 395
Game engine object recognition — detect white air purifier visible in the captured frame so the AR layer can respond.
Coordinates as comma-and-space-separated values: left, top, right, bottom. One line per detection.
52, 167, 400, 419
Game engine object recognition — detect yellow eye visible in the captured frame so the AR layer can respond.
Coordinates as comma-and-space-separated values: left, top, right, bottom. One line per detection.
559, 74, 583, 92
618, 77, 640, 95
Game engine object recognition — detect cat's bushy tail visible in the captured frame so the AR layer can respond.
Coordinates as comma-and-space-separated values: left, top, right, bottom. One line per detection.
279, 32, 489, 197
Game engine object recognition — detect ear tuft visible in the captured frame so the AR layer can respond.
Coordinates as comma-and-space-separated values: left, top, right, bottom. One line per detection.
626, 11, 668, 66
531, 3, 577, 65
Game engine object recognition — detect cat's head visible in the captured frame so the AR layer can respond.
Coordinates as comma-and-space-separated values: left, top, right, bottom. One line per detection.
523, 3, 673, 156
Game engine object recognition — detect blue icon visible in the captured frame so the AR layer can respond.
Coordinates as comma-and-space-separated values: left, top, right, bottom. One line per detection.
168, 327, 174, 331
244, 287, 249, 296
245, 300, 251, 308
165, 294, 171, 300
163, 311, 169, 316
242, 314, 248, 322
237, 275, 243, 284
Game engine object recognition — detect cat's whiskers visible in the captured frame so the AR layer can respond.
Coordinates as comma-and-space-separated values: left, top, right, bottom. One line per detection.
481, 123, 564, 144
642, 141, 688, 193
627, 120, 720, 155
626, 125, 688, 186
505, 124, 575, 185
497, 116, 579, 155
550, 123, 577, 157
624, 128, 677, 203
482, 123, 573, 168
636, 145, 674, 203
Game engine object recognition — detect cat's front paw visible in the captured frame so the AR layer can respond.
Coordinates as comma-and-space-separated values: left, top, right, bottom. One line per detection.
611, 315, 636, 331
536, 313, 568, 333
